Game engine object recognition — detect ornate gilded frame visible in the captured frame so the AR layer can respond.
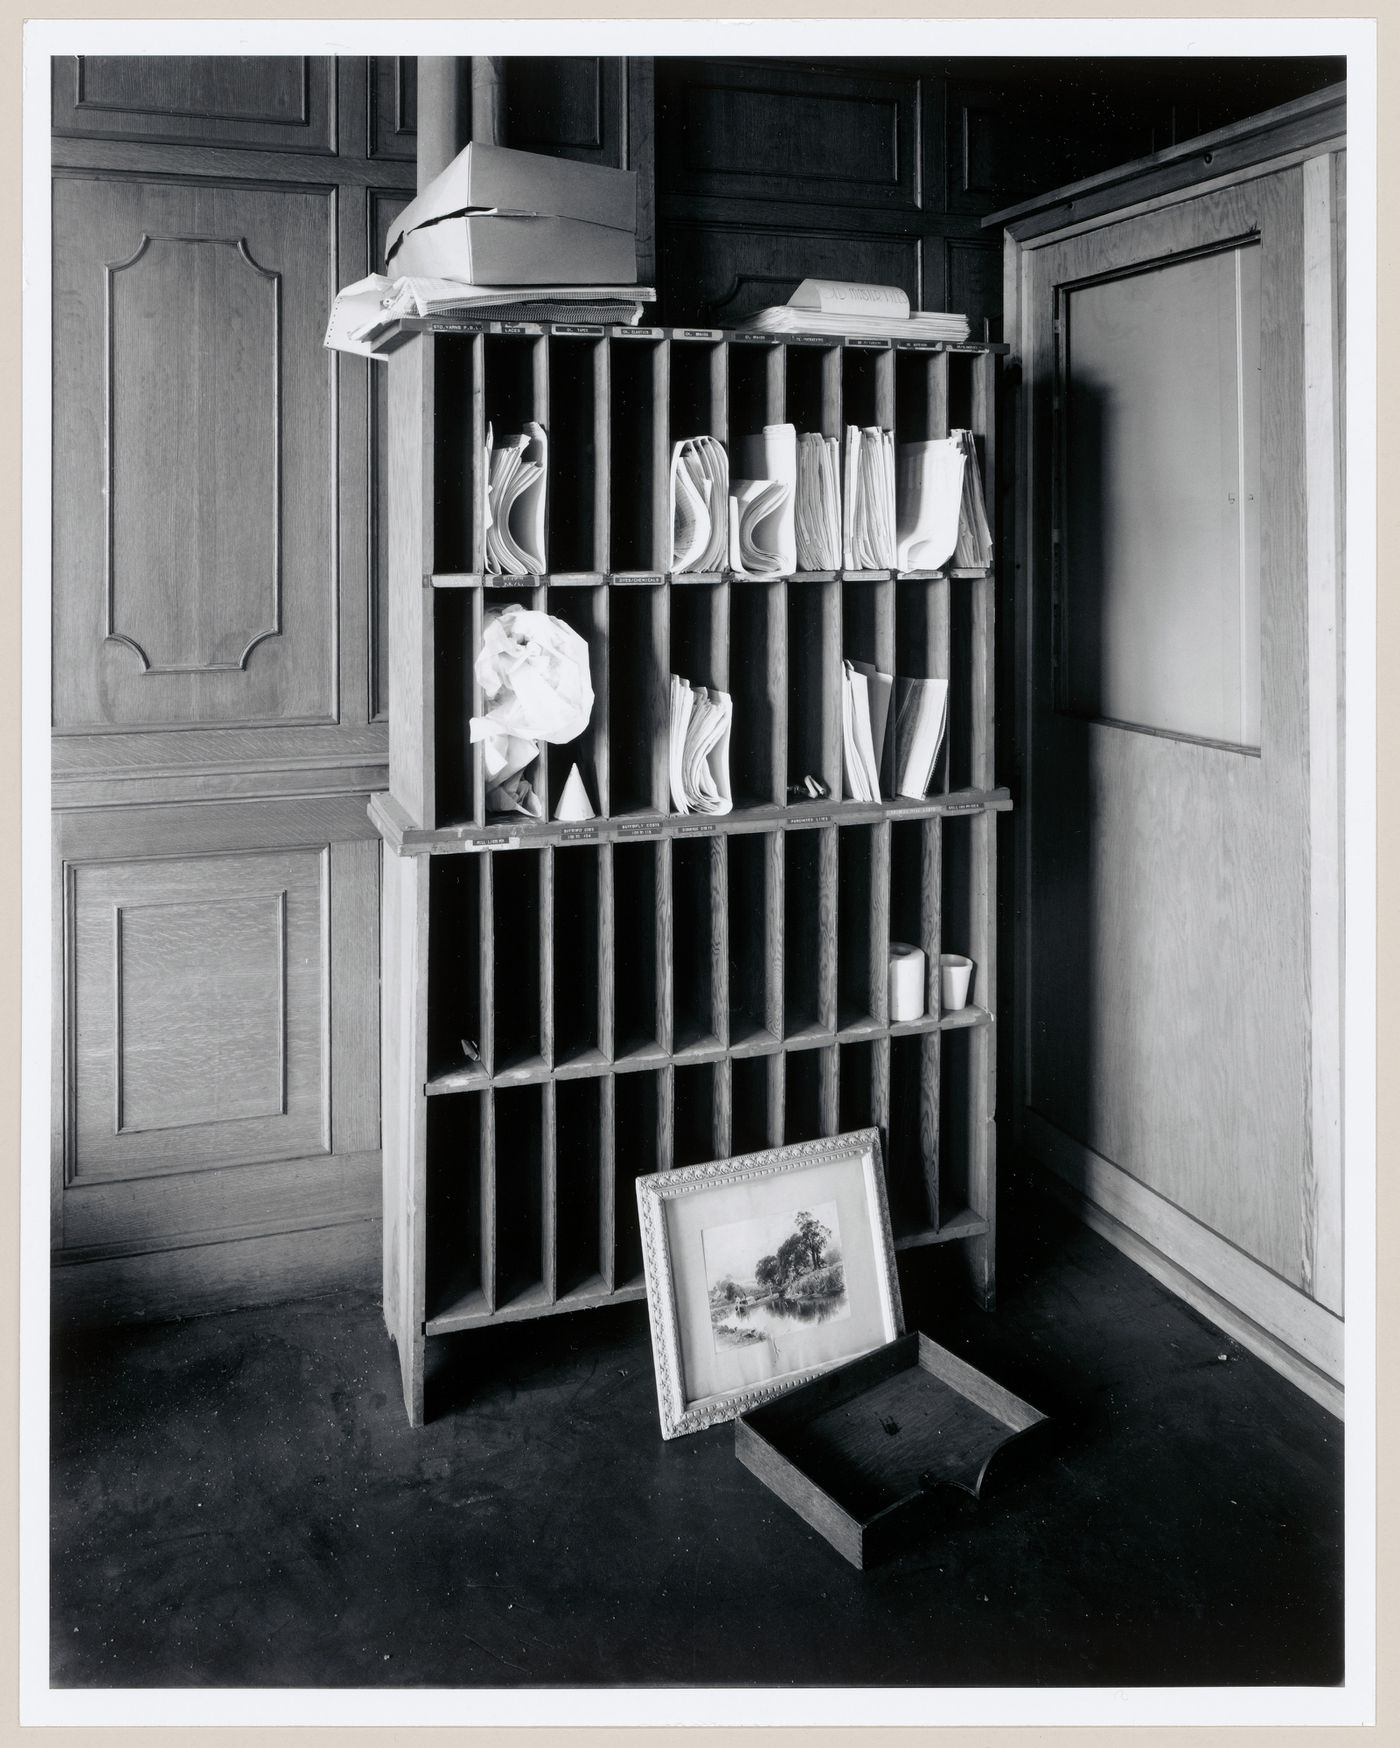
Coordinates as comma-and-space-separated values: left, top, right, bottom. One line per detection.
636, 1128, 905, 1440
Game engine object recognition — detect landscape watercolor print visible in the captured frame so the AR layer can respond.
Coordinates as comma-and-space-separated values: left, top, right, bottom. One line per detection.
701, 1200, 850, 1380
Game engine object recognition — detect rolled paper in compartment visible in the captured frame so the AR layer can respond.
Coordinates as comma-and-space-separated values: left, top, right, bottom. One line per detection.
888, 941, 927, 1023
940, 953, 974, 1012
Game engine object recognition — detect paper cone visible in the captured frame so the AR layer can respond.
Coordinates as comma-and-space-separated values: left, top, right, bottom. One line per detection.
554, 764, 595, 822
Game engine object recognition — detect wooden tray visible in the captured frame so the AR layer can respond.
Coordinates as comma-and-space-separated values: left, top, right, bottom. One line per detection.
735, 1330, 1046, 1568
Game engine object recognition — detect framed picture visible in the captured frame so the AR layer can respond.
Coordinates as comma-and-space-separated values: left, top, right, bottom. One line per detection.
635, 1128, 905, 1439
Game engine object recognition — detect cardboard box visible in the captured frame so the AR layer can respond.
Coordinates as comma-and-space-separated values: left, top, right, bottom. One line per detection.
389, 213, 636, 287
386, 141, 637, 285
736, 1331, 1046, 1568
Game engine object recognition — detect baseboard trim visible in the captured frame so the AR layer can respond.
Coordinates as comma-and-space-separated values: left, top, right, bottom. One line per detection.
1018, 1111, 1343, 1418
52, 1217, 380, 1327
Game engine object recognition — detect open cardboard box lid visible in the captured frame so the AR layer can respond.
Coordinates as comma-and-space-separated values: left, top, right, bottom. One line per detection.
736, 1330, 1047, 1569
387, 141, 637, 269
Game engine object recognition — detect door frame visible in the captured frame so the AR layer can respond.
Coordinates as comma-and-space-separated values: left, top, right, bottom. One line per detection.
992, 85, 1346, 1414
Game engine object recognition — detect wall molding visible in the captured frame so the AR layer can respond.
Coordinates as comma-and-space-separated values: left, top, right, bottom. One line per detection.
1018, 1108, 1344, 1390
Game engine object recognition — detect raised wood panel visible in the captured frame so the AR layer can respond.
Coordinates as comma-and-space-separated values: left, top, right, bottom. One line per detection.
53, 173, 337, 731
369, 56, 416, 161
505, 58, 622, 164
108, 234, 281, 674
947, 238, 1002, 339
656, 60, 919, 212
70, 847, 329, 1180
658, 220, 920, 328
52, 56, 335, 154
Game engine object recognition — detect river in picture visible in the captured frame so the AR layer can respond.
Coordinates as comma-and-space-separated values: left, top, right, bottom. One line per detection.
702, 1201, 850, 1360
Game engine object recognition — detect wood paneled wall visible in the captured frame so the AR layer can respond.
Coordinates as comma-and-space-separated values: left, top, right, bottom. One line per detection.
51, 58, 416, 1323
651, 56, 1342, 334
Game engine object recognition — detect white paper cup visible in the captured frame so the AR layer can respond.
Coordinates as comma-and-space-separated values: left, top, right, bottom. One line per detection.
888, 942, 927, 1022
939, 953, 974, 1012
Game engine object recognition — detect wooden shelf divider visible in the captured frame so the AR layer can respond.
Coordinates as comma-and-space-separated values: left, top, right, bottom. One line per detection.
376, 321, 1005, 1422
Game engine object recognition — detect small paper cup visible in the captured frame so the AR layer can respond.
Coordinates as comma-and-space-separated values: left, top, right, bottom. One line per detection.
939, 953, 974, 1012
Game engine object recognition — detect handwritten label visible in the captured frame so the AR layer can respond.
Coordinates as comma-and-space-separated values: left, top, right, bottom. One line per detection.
844, 337, 892, 350
552, 324, 604, 336
943, 801, 982, 814
894, 339, 943, 352
614, 573, 664, 587
430, 321, 483, 334
791, 333, 840, 346
619, 821, 662, 837
733, 332, 779, 344
676, 328, 721, 341
560, 825, 599, 842
677, 823, 714, 836
615, 326, 661, 339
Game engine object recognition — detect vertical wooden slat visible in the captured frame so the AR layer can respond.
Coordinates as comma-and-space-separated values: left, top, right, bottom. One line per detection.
470, 588, 486, 827
599, 1071, 617, 1292
539, 849, 555, 1068
767, 343, 786, 424
584, 585, 610, 818
656, 839, 675, 1055
470, 332, 487, 574
821, 346, 842, 438
653, 586, 672, 812
479, 850, 495, 1075
711, 834, 729, 1047
480, 1089, 497, 1313
875, 346, 895, 432
711, 340, 729, 447
969, 350, 995, 790
652, 340, 671, 572
820, 582, 843, 794
529, 578, 552, 819
920, 818, 943, 1227
819, 1046, 840, 1137
542, 1078, 558, 1302
773, 582, 791, 802
381, 847, 429, 1424
928, 351, 950, 440
765, 829, 785, 1039
711, 581, 731, 691
714, 1056, 733, 1158
872, 1034, 892, 1162
387, 335, 436, 829
593, 338, 611, 573
598, 842, 616, 1061
658, 1068, 676, 1173
767, 1050, 785, 1147
871, 820, 891, 1023
817, 826, 839, 1034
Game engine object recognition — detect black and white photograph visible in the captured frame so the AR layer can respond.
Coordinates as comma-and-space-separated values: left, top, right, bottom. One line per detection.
19, 14, 1376, 1732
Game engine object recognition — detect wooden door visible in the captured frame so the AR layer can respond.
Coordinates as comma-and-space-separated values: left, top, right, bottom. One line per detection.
1018, 165, 1342, 1312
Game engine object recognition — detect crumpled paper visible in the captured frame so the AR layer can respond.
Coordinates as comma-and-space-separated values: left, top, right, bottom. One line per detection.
468, 606, 594, 817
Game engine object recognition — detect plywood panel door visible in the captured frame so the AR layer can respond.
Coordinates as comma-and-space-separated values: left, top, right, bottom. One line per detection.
1022, 167, 1339, 1301
52, 173, 337, 731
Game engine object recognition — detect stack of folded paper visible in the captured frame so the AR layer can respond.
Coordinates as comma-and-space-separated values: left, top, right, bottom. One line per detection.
796, 433, 842, 570
894, 435, 965, 572
484, 423, 548, 575
729, 424, 797, 577
843, 427, 896, 569
670, 436, 730, 573
669, 676, 734, 815
952, 429, 994, 567
841, 659, 893, 802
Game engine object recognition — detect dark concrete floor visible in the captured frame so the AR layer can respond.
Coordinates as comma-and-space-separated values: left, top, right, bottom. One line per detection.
50, 1177, 1343, 1689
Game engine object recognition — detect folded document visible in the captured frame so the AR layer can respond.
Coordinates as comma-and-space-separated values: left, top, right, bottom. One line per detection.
670, 436, 729, 573
669, 675, 733, 815
843, 427, 896, 570
484, 423, 548, 576
730, 424, 797, 576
